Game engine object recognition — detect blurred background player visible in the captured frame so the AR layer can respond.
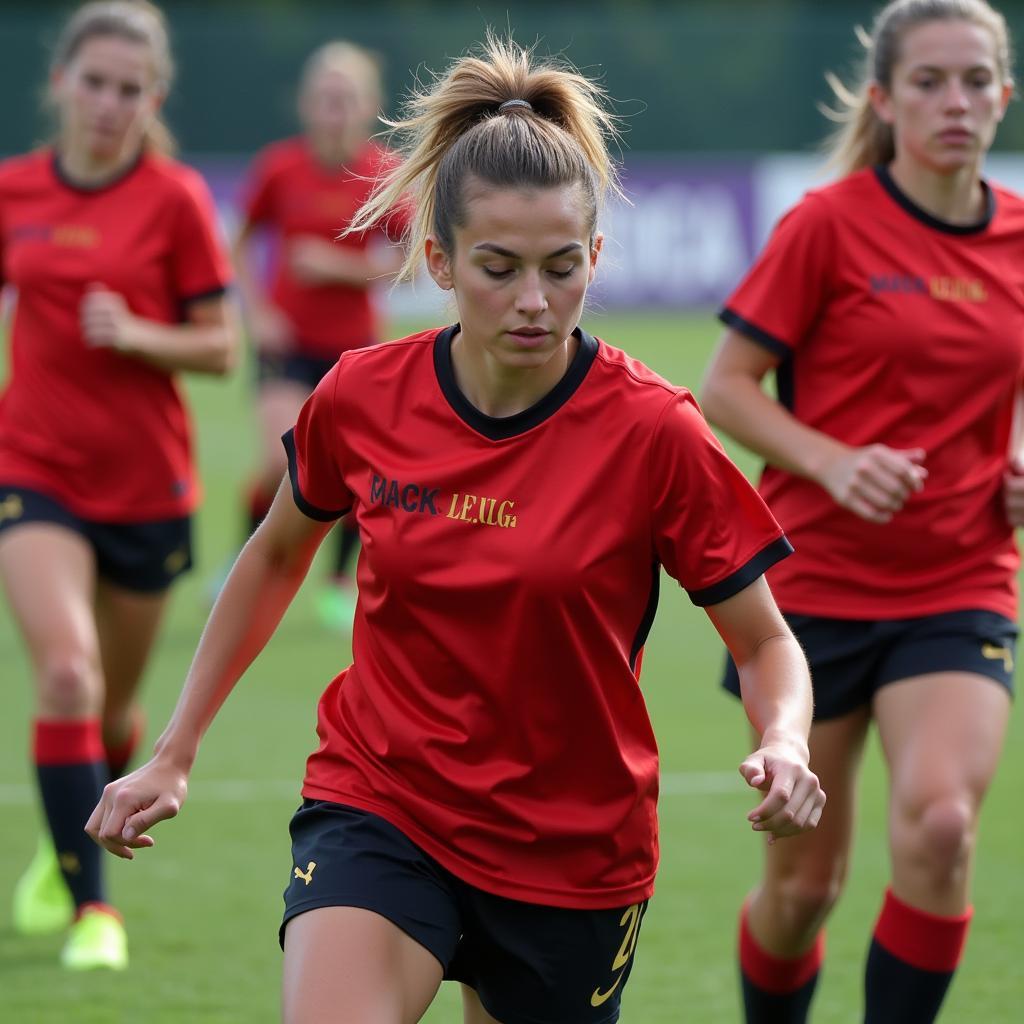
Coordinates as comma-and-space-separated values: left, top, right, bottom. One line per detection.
88, 36, 824, 1023
701, 1, 1022, 1021
231, 40, 406, 630
0, 0, 237, 969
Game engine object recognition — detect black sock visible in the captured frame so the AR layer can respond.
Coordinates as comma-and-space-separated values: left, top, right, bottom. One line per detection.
864, 888, 970, 1024
34, 719, 108, 909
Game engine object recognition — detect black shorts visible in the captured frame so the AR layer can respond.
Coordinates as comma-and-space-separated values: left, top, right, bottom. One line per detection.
0, 486, 192, 593
282, 800, 648, 1024
722, 608, 1017, 720
256, 350, 337, 391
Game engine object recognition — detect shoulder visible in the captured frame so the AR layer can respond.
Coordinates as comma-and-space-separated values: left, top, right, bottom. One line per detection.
989, 181, 1024, 230
140, 152, 216, 206
590, 337, 694, 420
0, 148, 53, 193
333, 327, 440, 390
776, 168, 879, 229
251, 136, 308, 177
351, 140, 400, 176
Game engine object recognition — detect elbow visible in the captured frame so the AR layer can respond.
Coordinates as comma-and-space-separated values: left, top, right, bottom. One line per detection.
697, 376, 725, 427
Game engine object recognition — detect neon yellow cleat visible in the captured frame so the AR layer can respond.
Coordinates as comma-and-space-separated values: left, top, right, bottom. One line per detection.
12, 837, 73, 936
314, 582, 357, 632
60, 905, 128, 971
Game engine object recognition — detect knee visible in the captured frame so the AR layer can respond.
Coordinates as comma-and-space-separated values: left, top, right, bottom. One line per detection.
37, 650, 102, 717
766, 863, 847, 933
898, 796, 975, 879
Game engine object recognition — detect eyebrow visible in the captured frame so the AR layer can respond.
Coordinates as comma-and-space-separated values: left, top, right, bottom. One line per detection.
472, 242, 585, 259
911, 63, 994, 73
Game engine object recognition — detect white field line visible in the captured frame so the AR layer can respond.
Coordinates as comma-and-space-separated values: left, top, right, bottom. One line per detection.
0, 771, 741, 807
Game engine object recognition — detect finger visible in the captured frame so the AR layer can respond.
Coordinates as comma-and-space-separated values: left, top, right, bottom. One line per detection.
846, 495, 892, 523
738, 757, 767, 791
851, 475, 906, 512
121, 793, 182, 841
876, 448, 929, 488
749, 778, 795, 825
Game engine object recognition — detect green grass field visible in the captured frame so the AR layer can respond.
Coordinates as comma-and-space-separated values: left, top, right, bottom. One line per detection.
1, 312, 1021, 1023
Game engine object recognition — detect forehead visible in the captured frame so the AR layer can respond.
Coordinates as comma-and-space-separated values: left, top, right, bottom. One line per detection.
306, 67, 362, 97
457, 183, 592, 249
68, 34, 155, 83
896, 19, 1001, 72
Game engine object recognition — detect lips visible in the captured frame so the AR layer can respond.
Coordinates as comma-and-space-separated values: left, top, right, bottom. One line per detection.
937, 128, 974, 144
506, 327, 551, 348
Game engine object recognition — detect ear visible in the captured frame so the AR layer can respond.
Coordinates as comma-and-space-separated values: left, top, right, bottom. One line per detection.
868, 79, 895, 126
425, 236, 453, 291
588, 233, 603, 285
997, 79, 1014, 122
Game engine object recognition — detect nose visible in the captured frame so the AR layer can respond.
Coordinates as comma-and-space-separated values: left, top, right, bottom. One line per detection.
944, 79, 970, 112
515, 272, 548, 317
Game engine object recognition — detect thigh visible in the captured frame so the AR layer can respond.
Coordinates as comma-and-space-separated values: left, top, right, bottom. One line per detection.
89, 516, 193, 593
282, 906, 443, 1024
450, 894, 648, 1024
0, 518, 98, 690
94, 579, 171, 711
875, 671, 1011, 812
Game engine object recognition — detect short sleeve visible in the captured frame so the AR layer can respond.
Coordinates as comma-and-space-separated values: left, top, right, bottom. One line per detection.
282, 361, 354, 521
170, 169, 232, 304
649, 393, 792, 606
718, 193, 835, 357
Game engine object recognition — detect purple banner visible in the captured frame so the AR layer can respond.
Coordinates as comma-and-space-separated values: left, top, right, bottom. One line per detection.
192, 155, 759, 310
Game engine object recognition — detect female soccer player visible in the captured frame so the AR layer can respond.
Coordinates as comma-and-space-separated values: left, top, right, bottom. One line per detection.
700, 2, 1021, 1021
0, 0, 236, 970
88, 37, 824, 1022
233, 41, 405, 629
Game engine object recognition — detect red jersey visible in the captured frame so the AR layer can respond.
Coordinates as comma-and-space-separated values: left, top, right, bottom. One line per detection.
0, 149, 231, 521
287, 325, 790, 908
721, 166, 1024, 620
241, 137, 404, 358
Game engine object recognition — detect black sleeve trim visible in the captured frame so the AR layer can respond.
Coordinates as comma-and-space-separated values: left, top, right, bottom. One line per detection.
687, 536, 794, 607
718, 308, 791, 359
180, 284, 230, 307
281, 428, 351, 522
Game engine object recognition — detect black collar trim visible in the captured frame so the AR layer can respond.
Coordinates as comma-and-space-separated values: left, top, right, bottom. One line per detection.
433, 324, 598, 441
873, 164, 994, 235
52, 149, 145, 194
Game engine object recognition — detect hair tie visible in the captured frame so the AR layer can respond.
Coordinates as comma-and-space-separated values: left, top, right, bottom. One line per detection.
498, 98, 532, 113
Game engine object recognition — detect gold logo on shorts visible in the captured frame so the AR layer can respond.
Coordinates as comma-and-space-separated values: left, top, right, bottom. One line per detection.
591, 903, 642, 1007
0, 494, 24, 524
59, 851, 81, 875
294, 861, 316, 886
163, 547, 189, 574
981, 643, 1013, 672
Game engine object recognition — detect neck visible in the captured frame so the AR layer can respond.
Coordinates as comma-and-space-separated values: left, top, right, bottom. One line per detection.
308, 131, 364, 169
58, 141, 142, 187
887, 155, 986, 225
451, 331, 577, 419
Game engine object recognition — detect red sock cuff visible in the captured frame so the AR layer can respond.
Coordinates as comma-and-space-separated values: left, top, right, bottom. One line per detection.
873, 887, 972, 973
739, 903, 825, 994
33, 718, 104, 766
75, 901, 123, 923
103, 710, 144, 766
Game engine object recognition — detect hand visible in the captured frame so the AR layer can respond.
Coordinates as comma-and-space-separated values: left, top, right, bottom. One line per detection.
288, 235, 370, 286
739, 740, 825, 844
1005, 459, 1024, 527
85, 756, 188, 860
80, 283, 136, 351
288, 235, 347, 286
817, 444, 927, 523
248, 303, 295, 354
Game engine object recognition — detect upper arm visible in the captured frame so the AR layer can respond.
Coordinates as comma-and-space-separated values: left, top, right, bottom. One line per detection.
702, 327, 782, 397
253, 476, 336, 569
704, 576, 791, 666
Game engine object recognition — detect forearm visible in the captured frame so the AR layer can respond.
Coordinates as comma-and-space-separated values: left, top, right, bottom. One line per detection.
735, 632, 813, 754
152, 523, 324, 770
701, 371, 847, 485
120, 316, 238, 375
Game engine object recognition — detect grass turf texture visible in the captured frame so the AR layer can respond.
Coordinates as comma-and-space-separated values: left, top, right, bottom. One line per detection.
0, 311, 1021, 1022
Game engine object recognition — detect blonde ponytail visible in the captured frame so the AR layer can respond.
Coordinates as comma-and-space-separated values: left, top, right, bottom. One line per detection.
347, 33, 621, 282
